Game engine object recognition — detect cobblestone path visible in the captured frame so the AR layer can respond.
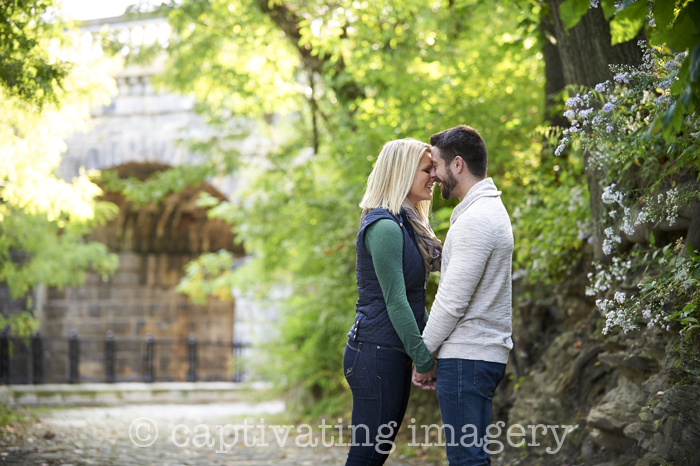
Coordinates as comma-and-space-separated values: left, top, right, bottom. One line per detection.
0, 403, 445, 466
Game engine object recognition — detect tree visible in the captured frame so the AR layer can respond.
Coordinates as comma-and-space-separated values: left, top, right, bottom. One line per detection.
105, 0, 545, 411
0, 0, 69, 107
0, 4, 120, 336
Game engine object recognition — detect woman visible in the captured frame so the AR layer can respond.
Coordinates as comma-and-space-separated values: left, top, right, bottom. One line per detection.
344, 138, 443, 466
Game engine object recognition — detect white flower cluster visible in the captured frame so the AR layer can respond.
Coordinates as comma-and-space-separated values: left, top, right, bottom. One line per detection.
635, 189, 687, 227
613, 72, 630, 84
614, 291, 626, 303
579, 108, 595, 119
602, 183, 624, 204
635, 206, 650, 225
565, 94, 584, 108
586, 258, 631, 296
602, 102, 616, 113
646, 312, 664, 329
620, 207, 635, 235
603, 231, 622, 255
596, 298, 612, 312
665, 188, 679, 226
602, 307, 638, 334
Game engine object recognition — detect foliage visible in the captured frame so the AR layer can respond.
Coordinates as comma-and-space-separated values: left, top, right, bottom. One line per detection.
0, 8, 120, 335
176, 249, 237, 305
511, 124, 591, 282
99, 0, 544, 412
0, 0, 70, 107
560, 0, 700, 142
554, 42, 700, 335
592, 239, 700, 335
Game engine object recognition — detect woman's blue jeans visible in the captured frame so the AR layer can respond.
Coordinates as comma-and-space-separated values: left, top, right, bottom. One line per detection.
343, 339, 412, 466
436, 358, 506, 466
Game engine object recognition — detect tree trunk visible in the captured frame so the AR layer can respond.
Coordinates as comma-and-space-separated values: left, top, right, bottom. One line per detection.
548, 0, 644, 262
548, 1, 644, 87
541, 10, 568, 129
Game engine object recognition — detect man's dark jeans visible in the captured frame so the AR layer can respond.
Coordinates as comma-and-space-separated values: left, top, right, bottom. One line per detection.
436, 358, 506, 466
343, 339, 412, 466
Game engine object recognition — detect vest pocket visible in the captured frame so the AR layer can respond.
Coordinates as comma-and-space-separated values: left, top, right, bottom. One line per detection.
343, 341, 361, 378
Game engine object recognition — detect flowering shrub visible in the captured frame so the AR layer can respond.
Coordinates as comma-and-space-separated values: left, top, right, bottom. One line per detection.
592, 239, 700, 335
511, 128, 591, 283
557, 41, 700, 336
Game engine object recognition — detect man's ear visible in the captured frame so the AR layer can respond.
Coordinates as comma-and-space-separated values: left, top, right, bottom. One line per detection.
453, 156, 465, 175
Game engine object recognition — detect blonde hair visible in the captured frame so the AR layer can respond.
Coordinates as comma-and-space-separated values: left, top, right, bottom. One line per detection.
359, 138, 432, 223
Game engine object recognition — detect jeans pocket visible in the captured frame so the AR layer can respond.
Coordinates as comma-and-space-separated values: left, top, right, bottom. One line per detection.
473, 360, 506, 398
343, 341, 361, 379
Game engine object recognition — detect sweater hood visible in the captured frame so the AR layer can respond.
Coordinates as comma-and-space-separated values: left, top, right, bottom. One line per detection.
450, 177, 502, 225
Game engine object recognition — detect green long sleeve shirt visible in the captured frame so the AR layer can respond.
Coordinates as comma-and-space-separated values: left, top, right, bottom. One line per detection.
364, 219, 435, 373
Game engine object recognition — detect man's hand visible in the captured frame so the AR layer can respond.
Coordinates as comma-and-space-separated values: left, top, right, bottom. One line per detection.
412, 360, 437, 390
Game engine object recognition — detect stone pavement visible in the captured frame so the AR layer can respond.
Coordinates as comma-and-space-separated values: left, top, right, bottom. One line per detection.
0, 403, 445, 465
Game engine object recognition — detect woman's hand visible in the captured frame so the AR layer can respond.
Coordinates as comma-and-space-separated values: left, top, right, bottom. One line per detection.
412, 359, 437, 390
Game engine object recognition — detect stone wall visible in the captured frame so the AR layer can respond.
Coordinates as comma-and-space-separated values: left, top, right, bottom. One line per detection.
42, 252, 233, 342
494, 274, 700, 466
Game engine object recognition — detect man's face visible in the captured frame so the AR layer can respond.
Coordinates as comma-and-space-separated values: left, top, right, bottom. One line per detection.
430, 147, 458, 200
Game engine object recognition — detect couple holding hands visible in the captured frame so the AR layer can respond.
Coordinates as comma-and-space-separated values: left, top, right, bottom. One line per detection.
344, 125, 514, 466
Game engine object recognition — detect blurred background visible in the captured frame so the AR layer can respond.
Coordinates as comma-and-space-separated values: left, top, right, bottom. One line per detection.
1, 0, 699, 464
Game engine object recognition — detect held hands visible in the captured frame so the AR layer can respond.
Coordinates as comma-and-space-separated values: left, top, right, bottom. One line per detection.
412, 359, 437, 390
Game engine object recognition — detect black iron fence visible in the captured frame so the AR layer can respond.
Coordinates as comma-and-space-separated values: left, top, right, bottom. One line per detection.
0, 331, 249, 384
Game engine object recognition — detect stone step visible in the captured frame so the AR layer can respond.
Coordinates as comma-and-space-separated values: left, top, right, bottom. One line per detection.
0, 381, 271, 407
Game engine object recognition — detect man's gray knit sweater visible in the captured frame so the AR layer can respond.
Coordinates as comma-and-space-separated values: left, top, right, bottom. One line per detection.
422, 177, 514, 364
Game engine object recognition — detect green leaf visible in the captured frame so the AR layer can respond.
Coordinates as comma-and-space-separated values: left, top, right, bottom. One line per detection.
661, 102, 684, 140
682, 317, 698, 324
610, 0, 647, 45
683, 303, 697, 313
680, 84, 693, 107
688, 241, 697, 258
601, 0, 617, 20
560, 0, 591, 30
650, 231, 656, 246
663, 8, 699, 52
652, 0, 676, 30
691, 43, 700, 83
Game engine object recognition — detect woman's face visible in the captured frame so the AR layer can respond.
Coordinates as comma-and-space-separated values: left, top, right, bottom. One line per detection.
407, 151, 435, 205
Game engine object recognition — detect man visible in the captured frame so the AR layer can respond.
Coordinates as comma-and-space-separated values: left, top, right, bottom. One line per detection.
416, 125, 514, 465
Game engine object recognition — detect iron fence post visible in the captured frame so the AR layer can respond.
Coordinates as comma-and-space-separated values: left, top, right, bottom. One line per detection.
232, 340, 244, 382
187, 333, 197, 382
105, 330, 115, 383
69, 329, 80, 384
0, 328, 9, 384
143, 332, 154, 382
31, 331, 43, 384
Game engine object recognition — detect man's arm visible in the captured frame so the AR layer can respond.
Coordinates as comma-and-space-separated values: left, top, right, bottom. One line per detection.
422, 216, 494, 354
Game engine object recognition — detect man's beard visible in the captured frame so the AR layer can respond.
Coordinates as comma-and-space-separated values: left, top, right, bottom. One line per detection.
439, 166, 458, 200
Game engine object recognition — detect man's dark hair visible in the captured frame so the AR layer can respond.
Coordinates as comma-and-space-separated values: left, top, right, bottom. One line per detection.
429, 125, 487, 178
